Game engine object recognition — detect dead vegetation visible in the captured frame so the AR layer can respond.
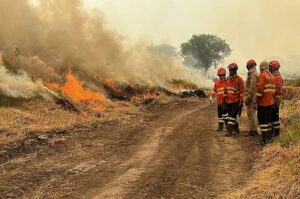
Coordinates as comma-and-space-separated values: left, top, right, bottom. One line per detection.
227, 145, 300, 199
226, 86, 300, 199
0, 97, 142, 146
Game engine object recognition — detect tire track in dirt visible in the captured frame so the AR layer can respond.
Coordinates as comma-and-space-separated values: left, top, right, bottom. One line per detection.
92, 102, 255, 199
0, 101, 257, 198
92, 104, 207, 199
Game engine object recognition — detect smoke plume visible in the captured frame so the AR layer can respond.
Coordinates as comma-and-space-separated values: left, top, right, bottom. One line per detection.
0, 0, 209, 96
0, 64, 55, 99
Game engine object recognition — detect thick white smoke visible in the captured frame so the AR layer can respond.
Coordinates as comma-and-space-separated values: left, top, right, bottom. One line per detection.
0, 55, 56, 99
0, 0, 211, 93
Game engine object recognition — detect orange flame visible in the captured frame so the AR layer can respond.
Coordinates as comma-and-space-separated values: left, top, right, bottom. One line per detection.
48, 69, 111, 110
131, 90, 158, 102
102, 78, 123, 94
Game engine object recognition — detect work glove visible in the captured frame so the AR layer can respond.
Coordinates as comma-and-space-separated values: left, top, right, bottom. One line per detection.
209, 96, 213, 104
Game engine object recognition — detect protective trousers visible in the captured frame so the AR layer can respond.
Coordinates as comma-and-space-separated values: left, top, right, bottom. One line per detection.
247, 102, 257, 131
257, 106, 272, 144
217, 105, 228, 130
225, 102, 239, 135
271, 104, 280, 137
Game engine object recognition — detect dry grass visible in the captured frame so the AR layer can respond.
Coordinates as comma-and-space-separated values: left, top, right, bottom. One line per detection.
0, 91, 186, 147
170, 79, 199, 90
226, 87, 300, 199
227, 145, 300, 199
0, 99, 142, 146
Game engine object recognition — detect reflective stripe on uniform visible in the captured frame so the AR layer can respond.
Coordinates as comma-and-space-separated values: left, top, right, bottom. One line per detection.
222, 114, 229, 120
260, 128, 269, 132
272, 121, 280, 125
228, 117, 236, 122
265, 84, 276, 88
260, 124, 270, 128
264, 89, 276, 93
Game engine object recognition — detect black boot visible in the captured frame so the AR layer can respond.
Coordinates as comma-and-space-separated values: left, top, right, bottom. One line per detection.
216, 122, 224, 132
274, 128, 280, 137
261, 132, 268, 145
224, 119, 228, 129
267, 130, 274, 143
233, 123, 240, 135
225, 124, 234, 137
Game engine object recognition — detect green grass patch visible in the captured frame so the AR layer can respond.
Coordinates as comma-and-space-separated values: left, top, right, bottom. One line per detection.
276, 119, 300, 147
286, 78, 300, 87
170, 79, 199, 90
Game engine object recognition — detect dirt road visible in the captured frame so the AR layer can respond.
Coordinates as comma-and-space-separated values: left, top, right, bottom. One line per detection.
0, 101, 258, 198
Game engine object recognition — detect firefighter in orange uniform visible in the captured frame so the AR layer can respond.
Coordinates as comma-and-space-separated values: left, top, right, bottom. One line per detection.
210, 67, 228, 131
256, 61, 276, 145
269, 60, 284, 137
223, 63, 244, 137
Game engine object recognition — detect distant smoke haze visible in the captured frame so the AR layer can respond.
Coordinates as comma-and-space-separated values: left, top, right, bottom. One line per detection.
84, 0, 300, 77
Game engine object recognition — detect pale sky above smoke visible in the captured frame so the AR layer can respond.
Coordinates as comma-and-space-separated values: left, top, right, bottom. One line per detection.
84, 0, 300, 76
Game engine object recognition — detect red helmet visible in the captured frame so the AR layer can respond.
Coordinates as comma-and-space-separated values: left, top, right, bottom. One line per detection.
228, 63, 238, 70
217, 67, 226, 76
247, 59, 257, 67
269, 60, 280, 70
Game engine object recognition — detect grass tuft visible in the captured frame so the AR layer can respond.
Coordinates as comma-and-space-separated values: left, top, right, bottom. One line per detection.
170, 79, 199, 90
276, 119, 300, 147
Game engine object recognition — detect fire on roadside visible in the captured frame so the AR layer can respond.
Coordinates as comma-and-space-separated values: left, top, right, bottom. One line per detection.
47, 69, 111, 111
131, 90, 159, 102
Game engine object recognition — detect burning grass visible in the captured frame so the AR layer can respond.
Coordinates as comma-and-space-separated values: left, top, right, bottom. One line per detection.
48, 69, 111, 111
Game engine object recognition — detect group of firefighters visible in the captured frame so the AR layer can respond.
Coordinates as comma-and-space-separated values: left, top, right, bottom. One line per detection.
210, 60, 283, 145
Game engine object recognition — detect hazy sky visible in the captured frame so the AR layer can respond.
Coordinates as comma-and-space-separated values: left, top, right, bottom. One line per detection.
84, 0, 300, 75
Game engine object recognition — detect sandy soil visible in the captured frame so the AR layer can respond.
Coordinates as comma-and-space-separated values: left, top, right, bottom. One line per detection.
0, 100, 260, 199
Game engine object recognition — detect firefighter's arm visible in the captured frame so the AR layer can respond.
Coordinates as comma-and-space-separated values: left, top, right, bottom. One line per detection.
210, 83, 217, 103
247, 75, 257, 101
256, 74, 265, 99
275, 79, 284, 102
222, 84, 227, 104
239, 78, 244, 103
210, 83, 217, 98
